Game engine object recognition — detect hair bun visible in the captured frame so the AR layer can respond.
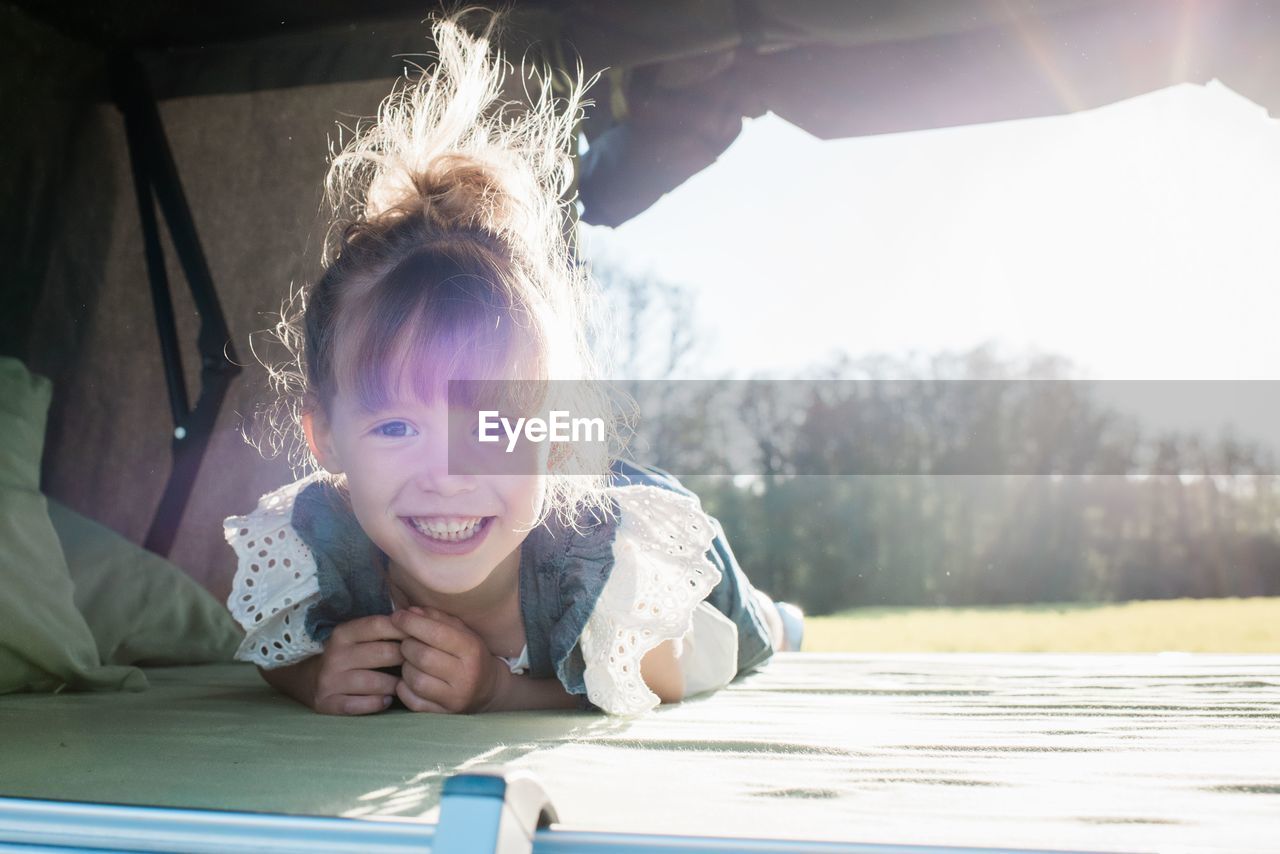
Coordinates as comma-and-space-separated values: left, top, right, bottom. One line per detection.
378, 153, 521, 235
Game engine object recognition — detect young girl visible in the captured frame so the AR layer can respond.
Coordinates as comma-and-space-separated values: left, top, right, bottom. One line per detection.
224, 14, 801, 717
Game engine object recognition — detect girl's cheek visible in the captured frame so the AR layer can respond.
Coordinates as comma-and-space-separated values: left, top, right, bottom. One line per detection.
456, 430, 537, 476
345, 445, 400, 484
493, 473, 543, 530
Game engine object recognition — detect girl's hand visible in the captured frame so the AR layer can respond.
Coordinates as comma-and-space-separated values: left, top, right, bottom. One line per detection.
391, 606, 508, 714
311, 615, 408, 715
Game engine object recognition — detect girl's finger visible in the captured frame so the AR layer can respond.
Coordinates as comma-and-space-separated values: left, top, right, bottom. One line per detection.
390, 609, 470, 658
409, 604, 466, 633
401, 658, 454, 698
396, 677, 450, 714
332, 614, 409, 646
416, 605, 470, 631
316, 689, 393, 716
340, 669, 401, 697
343, 640, 404, 672
340, 693, 395, 716
401, 638, 459, 683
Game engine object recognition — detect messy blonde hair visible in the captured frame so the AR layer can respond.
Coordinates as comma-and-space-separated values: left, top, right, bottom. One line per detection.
255, 11, 620, 531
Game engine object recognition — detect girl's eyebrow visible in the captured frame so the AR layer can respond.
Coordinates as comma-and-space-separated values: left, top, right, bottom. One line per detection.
351, 392, 413, 415
349, 400, 404, 423
353, 397, 442, 418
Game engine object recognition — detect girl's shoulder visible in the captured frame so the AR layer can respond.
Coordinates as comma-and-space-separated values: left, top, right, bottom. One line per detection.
224, 471, 327, 530
222, 473, 329, 668
538, 461, 718, 605
607, 458, 697, 498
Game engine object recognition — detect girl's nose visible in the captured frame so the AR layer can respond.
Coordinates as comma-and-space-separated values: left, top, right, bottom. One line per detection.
412, 436, 477, 496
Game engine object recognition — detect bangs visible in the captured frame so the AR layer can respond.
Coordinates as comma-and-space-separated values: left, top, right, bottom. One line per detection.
331, 248, 549, 415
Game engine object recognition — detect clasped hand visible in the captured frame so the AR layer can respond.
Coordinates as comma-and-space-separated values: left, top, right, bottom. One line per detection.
311, 607, 509, 716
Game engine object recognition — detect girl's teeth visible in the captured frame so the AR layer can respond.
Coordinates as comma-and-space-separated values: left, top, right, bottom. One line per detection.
412, 517, 484, 541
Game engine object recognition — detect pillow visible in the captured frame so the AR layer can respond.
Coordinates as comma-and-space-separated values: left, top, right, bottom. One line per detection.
0, 357, 145, 694
47, 499, 243, 666
0, 354, 51, 490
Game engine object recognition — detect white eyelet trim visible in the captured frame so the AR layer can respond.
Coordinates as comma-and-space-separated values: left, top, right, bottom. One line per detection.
579, 484, 723, 715
223, 474, 325, 668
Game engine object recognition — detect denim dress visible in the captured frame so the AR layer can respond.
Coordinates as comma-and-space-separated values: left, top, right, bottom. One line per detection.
233, 459, 775, 711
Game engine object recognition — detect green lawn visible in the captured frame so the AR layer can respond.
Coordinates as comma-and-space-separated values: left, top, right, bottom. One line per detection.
803, 596, 1280, 652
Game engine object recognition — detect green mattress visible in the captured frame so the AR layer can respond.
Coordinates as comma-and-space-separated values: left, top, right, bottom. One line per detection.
2, 653, 1277, 851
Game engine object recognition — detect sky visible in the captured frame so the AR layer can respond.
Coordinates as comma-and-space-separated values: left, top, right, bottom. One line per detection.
579, 81, 1280, 385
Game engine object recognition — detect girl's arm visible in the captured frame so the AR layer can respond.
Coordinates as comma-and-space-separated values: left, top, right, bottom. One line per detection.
639, 639, 685, 704
257, 655, 322, 707
484, 637, 682, 711
485, 669, 581, 712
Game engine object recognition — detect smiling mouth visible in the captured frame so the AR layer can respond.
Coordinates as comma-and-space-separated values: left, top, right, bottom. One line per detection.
405, 515, 493, 542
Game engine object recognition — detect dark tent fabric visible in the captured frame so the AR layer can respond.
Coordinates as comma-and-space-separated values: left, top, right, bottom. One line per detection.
2, 0, 1277, 602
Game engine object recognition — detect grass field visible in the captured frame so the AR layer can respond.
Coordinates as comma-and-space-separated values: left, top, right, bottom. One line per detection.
803, 596, 1280, 653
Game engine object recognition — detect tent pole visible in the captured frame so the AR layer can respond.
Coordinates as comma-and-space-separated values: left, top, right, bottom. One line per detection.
112, 54, 241, 557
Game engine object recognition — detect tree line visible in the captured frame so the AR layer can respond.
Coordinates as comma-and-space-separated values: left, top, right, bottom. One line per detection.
591, 264, 1280, 614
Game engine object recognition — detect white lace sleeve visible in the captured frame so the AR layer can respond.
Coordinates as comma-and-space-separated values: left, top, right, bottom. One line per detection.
679, 601, 739, 698
223, 475, 325, 668
579, 483, 724, 715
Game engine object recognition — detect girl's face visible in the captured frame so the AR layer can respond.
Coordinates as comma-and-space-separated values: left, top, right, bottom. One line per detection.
304, 386, 549, 600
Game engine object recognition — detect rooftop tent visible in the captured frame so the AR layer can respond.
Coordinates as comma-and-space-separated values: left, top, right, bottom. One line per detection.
2, 0, 1276, 600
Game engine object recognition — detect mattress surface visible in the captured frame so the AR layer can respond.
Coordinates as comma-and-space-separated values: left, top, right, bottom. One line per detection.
2, 653, 1277, 851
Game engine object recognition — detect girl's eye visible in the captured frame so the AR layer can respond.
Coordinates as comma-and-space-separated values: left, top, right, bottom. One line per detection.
373, 421, 418, 439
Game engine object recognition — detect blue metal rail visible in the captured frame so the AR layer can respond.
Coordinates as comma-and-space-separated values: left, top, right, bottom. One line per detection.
0, 766, 1117, 854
